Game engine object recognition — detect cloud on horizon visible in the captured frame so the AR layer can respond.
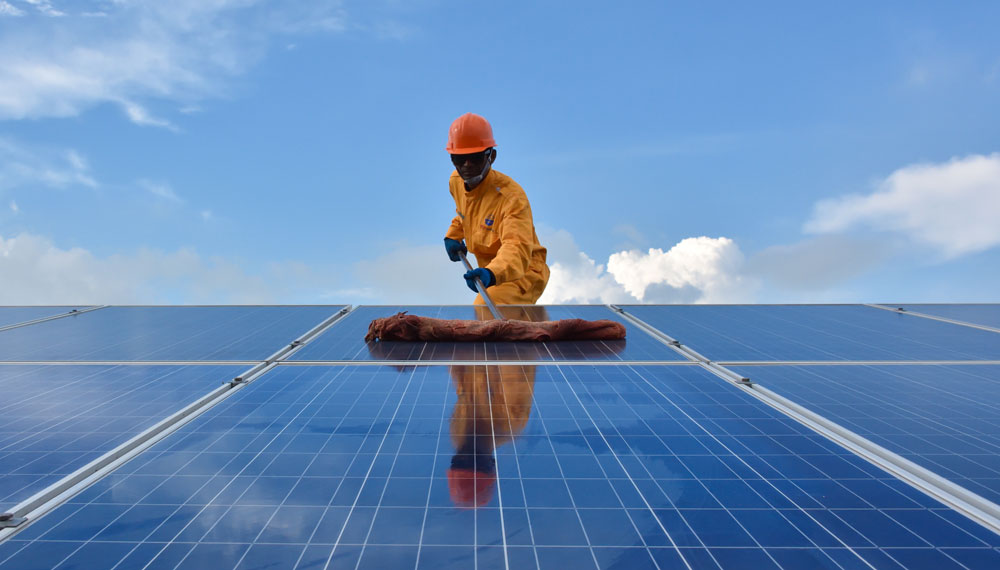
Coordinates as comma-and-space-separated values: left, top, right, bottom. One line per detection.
0, 231, 335, 304
539, 231, 756, 304
805, 153, 1000, 259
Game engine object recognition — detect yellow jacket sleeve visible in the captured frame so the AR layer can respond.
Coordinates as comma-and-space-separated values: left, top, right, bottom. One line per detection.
486, 195, 534, 285
445, 214, 464, 242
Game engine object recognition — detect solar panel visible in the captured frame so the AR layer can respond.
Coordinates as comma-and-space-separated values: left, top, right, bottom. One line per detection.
0, 365, 245, 512
621, 305, 1000, 362
3, 364, 998, 569
730, 364, 1000, 504
0, 306, 344, 362
3, 303, 1000, 570
895, 304, 1000, 330
0, 307, 87, 329
291, 305, 682, 362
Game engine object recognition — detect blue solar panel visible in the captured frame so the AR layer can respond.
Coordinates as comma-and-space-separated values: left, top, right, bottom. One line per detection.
896, 304, 1000, 330
0, 307, 86, 329
730, 364, 1000, 504
4, 364, 998, 569
0, 365, 245, 512
0, 306, 343, 362
292, 305, 682, 362
622, 305, 1000, 361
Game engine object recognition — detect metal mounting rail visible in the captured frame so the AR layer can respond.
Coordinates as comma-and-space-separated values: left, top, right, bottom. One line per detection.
866, 303, 1000, 335
610, 304, 1000, 536
281, 359, 697, 367
607, 304, 711, 363
738, 380, 1000, 535
717, 360, 1000, 367
0, 360, 261, 367
0, 306, 355, 542
0, 305, 107, 334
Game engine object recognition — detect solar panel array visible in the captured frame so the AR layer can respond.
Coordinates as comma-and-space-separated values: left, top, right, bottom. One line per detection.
1, 304, 998, 569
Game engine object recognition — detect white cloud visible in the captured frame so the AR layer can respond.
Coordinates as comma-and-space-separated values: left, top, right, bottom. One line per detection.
121, 100, 177, 131
0, 231, 338, 304
805, 153, 1000, 258
0, 1, 24, 17
138, 179, 182, 202
608, 237, 753, 303
0, 138, 97, 191
0, 1, 351, 126
538, 230, 755, 304
9, 200, 18, 213
24, 0, 63, 17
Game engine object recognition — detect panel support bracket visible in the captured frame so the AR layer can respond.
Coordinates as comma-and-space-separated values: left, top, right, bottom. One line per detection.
0, 514, 26, 528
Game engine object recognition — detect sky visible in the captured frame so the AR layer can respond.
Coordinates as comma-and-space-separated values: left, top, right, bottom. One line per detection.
1, 0, 999, 305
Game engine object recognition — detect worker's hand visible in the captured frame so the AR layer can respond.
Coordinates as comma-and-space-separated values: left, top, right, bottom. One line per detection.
444, 238, 467, 262
463, 268, 495, 292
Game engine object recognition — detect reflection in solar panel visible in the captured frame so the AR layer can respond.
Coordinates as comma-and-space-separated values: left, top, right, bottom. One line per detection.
0, 365, 245, 512
3, 365, 999, 569
2, 304, 1000, 570
896, 304, 1000, 330
0, 306, 344, 362
731, 365, 1000, 504
292, 305, 682, 362
622, 304, 1000, 361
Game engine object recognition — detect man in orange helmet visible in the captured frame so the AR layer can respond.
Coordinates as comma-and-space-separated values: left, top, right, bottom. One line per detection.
443, 113, 550, 305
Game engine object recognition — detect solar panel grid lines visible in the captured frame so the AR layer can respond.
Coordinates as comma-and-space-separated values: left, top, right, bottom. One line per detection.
621, 366, 1000, 569
619, 305, 1000, 362
4, 305, 1000, 569
725, 364, 1000, 535
538, 366, 692, 570
411, 367, 466, 570
480, 366, 512, 570
566, 366, 865, 570
0, 365, 247, 519
0, 306, 349, 362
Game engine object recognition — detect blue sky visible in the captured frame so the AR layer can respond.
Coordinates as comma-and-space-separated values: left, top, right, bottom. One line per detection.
1, 0, 998, 305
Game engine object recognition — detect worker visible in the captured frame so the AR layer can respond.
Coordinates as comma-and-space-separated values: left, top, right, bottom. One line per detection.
443, 113, 550, 305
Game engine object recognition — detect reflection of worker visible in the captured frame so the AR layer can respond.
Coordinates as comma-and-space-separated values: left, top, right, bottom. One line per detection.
442, 113, 550, 305
447, 306, 547, 507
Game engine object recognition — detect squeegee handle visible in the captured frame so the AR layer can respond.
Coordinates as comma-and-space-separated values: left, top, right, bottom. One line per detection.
459, 251, 504, 321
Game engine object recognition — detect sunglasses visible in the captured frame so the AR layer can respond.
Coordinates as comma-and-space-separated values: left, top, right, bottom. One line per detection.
450, 149, 492, 167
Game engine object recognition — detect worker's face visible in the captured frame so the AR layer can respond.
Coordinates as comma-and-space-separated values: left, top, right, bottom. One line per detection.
450, 148, 494, 181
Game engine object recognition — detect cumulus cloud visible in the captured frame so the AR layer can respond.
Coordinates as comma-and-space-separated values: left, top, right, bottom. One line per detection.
538, 230, 755, 304
805, 153, 1000, 258
0, 1, 351, 127
0, 231, 337, 304
0, 137, 97, 191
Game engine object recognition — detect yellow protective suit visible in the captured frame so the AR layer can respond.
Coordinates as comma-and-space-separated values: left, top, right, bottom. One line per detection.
445, 168, 549, 305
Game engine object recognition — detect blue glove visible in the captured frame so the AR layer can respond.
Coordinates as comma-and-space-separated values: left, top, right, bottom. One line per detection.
444, 238, 467, 262
464, 268, 495, 293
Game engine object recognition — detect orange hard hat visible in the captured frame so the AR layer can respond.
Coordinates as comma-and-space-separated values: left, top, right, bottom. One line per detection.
447, 467, 496, 508
446, 113, 496, 154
